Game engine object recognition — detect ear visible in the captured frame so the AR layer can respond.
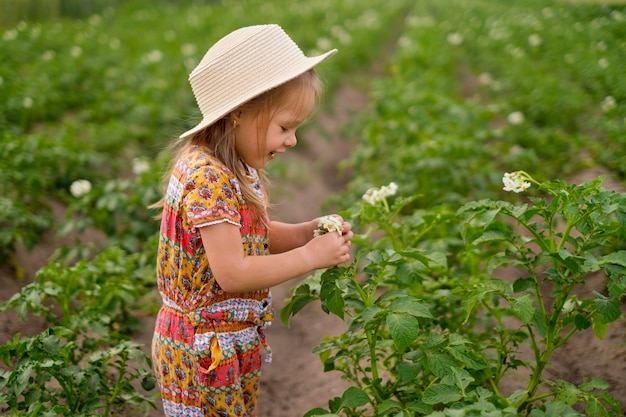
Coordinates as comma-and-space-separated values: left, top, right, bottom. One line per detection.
231, 110, 243, 123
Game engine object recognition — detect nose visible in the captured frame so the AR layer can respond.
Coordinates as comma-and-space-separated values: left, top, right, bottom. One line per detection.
285, 133, 297, 148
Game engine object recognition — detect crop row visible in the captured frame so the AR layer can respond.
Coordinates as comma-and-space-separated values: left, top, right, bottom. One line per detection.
336, 0, 625, 210
0, 0, 416, 415
297, 0, 626, 415
0, 0, 411, 263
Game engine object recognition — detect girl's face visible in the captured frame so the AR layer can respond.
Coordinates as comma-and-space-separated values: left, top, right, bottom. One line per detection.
234, 89, 314, 170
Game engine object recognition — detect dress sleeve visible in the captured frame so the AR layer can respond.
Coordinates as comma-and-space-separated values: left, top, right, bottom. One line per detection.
183, 164, 241, 228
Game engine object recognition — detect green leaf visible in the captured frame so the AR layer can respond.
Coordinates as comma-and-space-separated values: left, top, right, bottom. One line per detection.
280, 294, 317, 326
422, 383, 462, 405
472, 230, 508, 244
86, 372, 100, 392
41, 334, 61, 355
554, 380, 578, 405
555, 248, 583, 274
428, 353, 456, 379
303, 408, 336, 417
513, 278, 535, 292
423, 250, 448, 269
607, 282, 626, 299
597, 251, 626, 268
446, 345, 487, 370
395, 261, 425, 284
538, 401, 580, 416
23, 386, 42, 407
508, 389, 529, 404
15, 363, 33, 396
388, 297, 434, 319
398, 361, 420, 383
531, 309, 548, 338
387, 313, 419, 352
361, 305, 386, 326
593, 291, 621, 322
441, 366, 474, 390
592, 317, 609, 340
339, 386, 370, 409
574, 314, 591, 331
377, 399, 402, 415
323, 288, 345, 320
579, 377, 609, 392
487, 255, 527, 275
79, 398, 103, 412
406, 400, 433, 414
510, 294, 535, 324
141, 373, 157, 391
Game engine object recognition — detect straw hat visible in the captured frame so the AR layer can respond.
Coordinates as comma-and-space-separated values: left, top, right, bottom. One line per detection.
180, 24, 337, 139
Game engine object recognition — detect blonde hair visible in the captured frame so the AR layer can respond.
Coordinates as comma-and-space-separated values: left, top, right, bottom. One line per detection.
152, 69, 323, 220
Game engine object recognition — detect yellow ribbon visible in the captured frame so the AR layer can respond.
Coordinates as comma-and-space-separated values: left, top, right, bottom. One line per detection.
207, 335, 222, 372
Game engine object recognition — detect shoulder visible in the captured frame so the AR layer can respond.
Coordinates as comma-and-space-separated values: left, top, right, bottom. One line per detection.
175, 147, 244, 200
176, 146, 233, 182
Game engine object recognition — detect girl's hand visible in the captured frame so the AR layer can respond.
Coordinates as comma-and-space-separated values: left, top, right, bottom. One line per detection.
306, 215, 353, 268
304, 231, 351, 269
312, 215, 353, 242
339, 219, 353, 244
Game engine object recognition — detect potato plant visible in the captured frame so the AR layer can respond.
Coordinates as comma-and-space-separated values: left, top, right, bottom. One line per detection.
0, 245, 158, 416
284, 175, 625, 416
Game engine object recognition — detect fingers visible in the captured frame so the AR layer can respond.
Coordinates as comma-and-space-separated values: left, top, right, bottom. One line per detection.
338, 233, 351, 263
327, 232, 350, 264
312, 216, 354, 266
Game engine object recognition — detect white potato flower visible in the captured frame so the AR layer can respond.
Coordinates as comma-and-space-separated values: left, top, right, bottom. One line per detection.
70, 179, 92, 198
601, 96, 616, 113
528, 34, 542, 47
447, 32, 463, 45
507, 111, 525, 125
132, 158, 150, 175
362, 182, 398, 205
70, 45, 82, 58
502, 172, 531, 193
314, 215, 343, 237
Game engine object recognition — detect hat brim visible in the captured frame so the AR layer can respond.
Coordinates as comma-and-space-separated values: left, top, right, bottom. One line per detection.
178, 48, 337, 140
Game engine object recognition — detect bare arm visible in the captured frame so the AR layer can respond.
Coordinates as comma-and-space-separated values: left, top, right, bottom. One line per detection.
200, 221, 351, 292
268, 220, 316, 254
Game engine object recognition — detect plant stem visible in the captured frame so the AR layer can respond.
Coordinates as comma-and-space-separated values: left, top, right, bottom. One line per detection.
518, 325, 556, 411
105, 355, 126, 417
350, 274, 371, 308
556, 219, 574, 251
366, 326, 384, 402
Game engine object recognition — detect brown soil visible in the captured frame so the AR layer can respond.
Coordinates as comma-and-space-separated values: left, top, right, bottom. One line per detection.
1, 86, 625, 415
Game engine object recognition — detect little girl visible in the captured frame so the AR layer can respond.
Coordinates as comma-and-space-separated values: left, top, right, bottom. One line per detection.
151, 24, 353, 417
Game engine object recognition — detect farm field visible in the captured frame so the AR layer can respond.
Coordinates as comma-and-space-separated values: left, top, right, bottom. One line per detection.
1, 0, 625, 416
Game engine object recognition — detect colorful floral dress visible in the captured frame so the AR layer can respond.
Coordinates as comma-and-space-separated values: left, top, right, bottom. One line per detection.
152, 145, 273, 417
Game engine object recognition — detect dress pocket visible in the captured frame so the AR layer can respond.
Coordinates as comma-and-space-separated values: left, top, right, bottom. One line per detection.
193, 331, 222, 373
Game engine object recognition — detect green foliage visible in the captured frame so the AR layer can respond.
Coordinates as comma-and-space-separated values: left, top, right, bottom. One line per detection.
0, 335, 155, 417
284, 174, 625, 415
334, 0, 626, 212
0, 129, 101, 263
0, 0, 413, 259
305, 2, 626, 411
0, 243, 158, 415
